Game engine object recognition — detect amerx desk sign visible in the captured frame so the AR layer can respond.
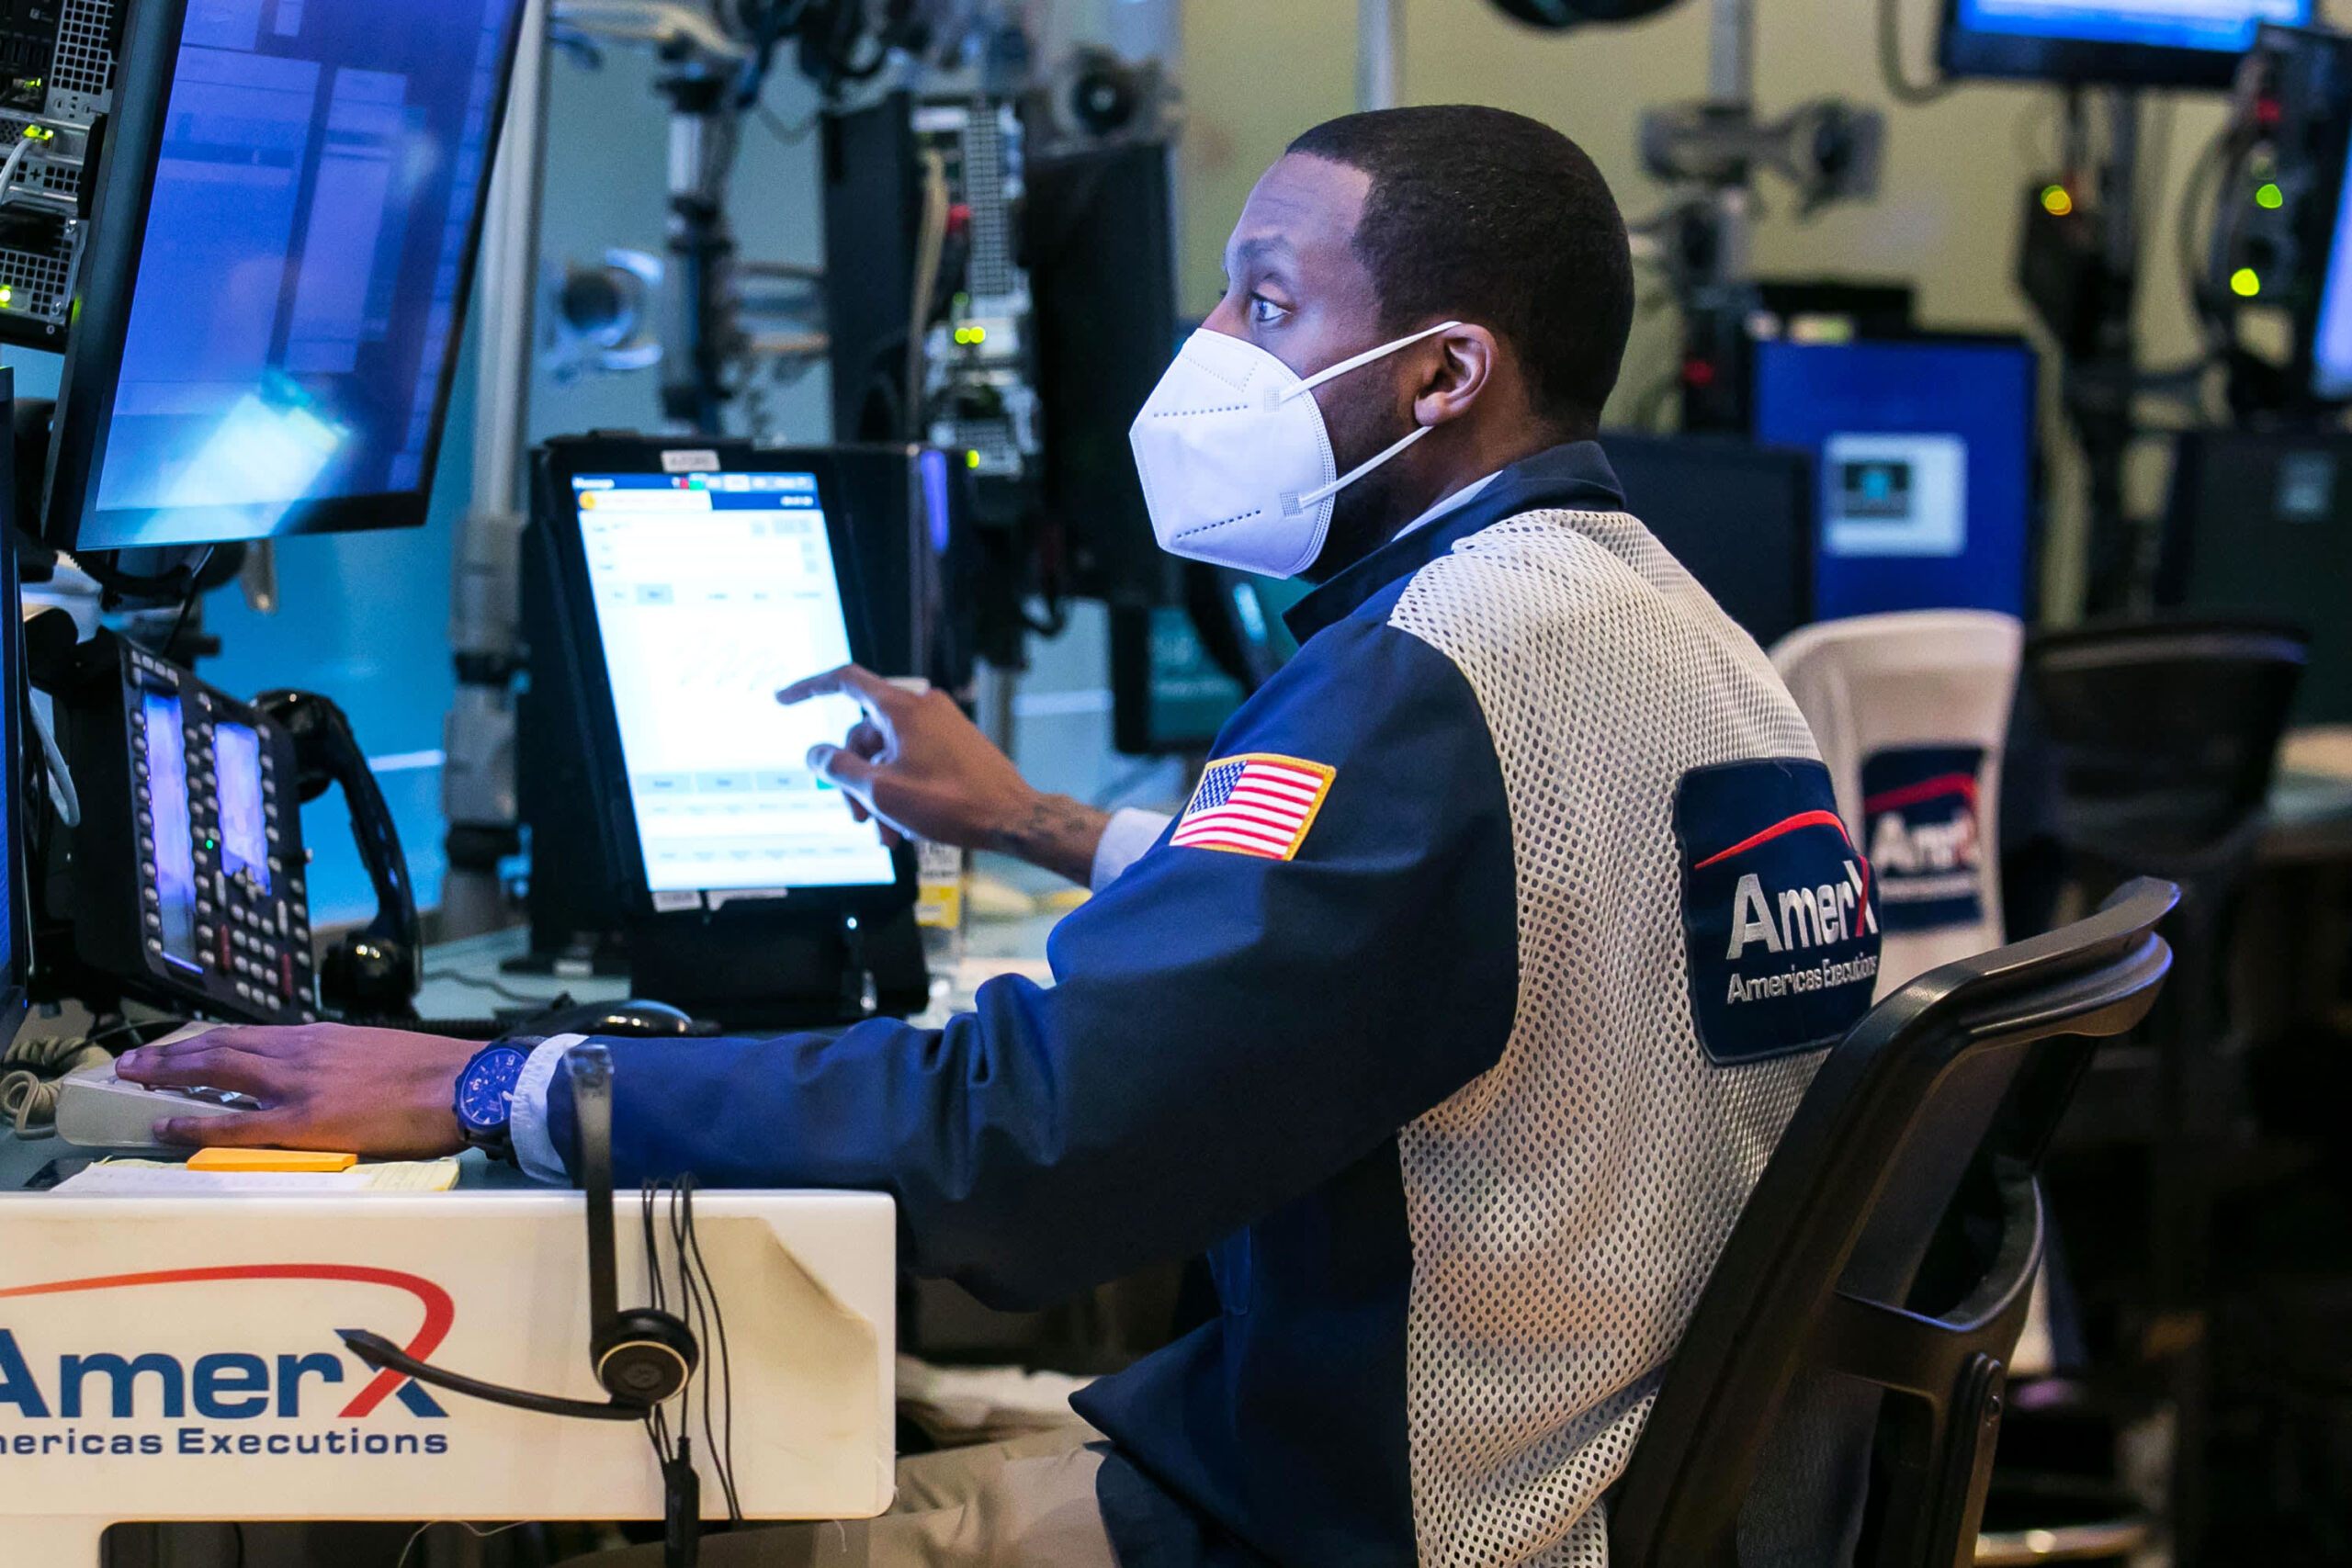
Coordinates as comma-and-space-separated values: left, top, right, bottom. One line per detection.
0, 1188, 897, 1562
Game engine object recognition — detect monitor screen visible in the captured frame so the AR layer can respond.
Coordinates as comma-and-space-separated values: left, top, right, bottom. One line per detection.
571, 472, 898, 899
1604, 434, 1814, 651
61, 0, 523, 547
138, 689, 205, 976
2311, 155, 2352, 400
1752, 338, 2037, 623
1944, 0, 2304, 85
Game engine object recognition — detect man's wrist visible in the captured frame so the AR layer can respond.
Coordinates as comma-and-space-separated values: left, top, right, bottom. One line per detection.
989, 790, 1113, 887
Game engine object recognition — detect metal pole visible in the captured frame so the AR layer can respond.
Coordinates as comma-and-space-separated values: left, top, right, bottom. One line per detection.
439, 0, 549, 938
1357, 0, 1402, 113
1706, 0, 1752, 106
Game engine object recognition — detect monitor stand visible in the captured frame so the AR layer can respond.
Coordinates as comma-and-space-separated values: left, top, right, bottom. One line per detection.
626, 904, 929, 1032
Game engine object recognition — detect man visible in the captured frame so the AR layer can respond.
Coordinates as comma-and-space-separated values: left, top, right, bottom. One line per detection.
119, 106, 1883, 1566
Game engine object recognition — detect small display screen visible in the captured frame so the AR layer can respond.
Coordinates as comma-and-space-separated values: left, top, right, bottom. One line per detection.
215, 722, 271, 895
140, 691, 203, 973
79, 0, 524, 547
572, 471, 898, 897
1952, 0, 2301, 53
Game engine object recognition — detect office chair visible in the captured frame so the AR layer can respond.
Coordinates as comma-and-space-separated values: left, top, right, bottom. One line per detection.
1610, 877, 2178, 1568
2021, 618, 2305, 1559
1772, 611, 2026, 998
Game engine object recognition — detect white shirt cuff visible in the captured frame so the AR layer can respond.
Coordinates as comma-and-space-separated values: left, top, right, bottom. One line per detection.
509, 1033, 587, 1185
1091, 808, 1173, 891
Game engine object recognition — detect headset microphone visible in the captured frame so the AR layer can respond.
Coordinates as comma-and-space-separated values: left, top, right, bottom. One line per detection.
341, 1045, 700, 1420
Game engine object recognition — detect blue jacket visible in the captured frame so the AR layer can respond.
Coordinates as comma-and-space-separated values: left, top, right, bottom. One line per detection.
547, 442, 1882, 1567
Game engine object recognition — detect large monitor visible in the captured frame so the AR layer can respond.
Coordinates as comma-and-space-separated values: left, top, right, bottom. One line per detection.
41, 0, 526, 549
1940, 0, 2306, 87
2158, 427, 2352, 722
1752, 336, 2036, 624
534, 440, 916, 920
0, 367, 25, 1048
1604, 434, 1814, 651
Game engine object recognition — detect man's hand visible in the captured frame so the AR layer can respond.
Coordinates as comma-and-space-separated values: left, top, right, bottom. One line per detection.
115, 1024, 478, 1156
779, 665, 1112, 886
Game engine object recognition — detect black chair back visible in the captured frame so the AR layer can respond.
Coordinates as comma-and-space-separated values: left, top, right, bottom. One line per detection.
2025, 620, 2305, 876
1610, 878, 2179, 1568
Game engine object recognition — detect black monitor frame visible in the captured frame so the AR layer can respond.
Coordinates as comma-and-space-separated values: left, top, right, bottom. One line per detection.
1938, 0, 2306, 88
40, 0, 527, 551
0, 367, 27, 1049
531, 434, 920, 926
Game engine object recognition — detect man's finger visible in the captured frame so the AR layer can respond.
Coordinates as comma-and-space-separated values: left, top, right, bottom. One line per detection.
153, 1110, 314, 1150
808, 743, 878, 797
846, 720, 888, 760
156, 1025, 316, 1060
117, 1046, 285, 1098
777, 664, 901, 716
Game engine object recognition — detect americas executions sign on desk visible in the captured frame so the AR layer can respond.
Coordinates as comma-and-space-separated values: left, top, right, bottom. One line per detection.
0, 1190, 897, 1562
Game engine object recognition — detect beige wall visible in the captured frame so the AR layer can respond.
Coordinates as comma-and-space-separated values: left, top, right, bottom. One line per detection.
1167, 0, 2338, 618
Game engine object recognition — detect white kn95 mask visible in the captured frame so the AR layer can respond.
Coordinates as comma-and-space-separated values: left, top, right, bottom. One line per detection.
1128, 320, 1463, 579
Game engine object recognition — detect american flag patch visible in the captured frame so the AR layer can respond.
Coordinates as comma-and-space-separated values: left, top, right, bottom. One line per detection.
1170, 753, 1336, 862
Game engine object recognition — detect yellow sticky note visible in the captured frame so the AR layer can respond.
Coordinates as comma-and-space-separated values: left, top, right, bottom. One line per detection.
187, 1148, 358, 1174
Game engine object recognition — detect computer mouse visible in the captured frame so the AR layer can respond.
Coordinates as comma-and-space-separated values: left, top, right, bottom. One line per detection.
521, 998, 704, 1039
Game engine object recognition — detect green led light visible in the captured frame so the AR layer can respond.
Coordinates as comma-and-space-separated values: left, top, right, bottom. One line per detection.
0, 287, 16, 308
2232, 266, 2263, 298
2256, 182, 2285, 209
965, 449, 981, 469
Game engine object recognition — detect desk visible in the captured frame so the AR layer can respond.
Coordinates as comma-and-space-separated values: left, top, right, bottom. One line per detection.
0, 933, 906, 1562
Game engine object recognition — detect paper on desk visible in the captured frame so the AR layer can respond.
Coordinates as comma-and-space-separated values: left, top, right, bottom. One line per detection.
51, 1158, 462, 1195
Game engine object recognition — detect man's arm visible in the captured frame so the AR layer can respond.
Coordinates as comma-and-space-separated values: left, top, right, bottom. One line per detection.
122, 619, 1519, 1308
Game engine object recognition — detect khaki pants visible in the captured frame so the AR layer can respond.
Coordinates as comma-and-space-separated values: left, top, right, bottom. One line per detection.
568, 1425, 1117, 1568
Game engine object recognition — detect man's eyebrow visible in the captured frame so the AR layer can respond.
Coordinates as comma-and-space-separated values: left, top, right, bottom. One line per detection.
1227, 235, 1295, 274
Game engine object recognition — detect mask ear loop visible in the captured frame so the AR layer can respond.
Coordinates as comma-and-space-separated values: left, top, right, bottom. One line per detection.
1286, 423, 1436, 514
1281, 319, 1465, 400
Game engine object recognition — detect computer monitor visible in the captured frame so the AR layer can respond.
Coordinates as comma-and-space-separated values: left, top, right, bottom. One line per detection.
1604, 434, 1814, 650
1751, 336, 2037, 624
1940, 0, 2306, 87
533, 438, 917, 920
2304, 117, 2352, 401
41, 0, 527, 548
2158, 427, 2352, 722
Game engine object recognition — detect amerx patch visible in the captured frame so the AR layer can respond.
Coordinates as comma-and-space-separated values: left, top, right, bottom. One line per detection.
1676, 758, 1883, 1065
1170, 754, 1336, 862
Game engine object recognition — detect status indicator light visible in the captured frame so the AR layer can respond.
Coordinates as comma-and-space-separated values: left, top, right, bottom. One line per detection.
2256, 182, 2285, 209
2040, 184, 2073, 218
2231, 267, 2262, 298
0, 288, 16, 308
965, 449, 981, 469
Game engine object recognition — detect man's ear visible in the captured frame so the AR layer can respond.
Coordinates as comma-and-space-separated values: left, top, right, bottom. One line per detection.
1411, 323, 1499, 429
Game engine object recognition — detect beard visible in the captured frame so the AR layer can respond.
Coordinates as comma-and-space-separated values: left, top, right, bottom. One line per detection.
1304, 376, 1425, 581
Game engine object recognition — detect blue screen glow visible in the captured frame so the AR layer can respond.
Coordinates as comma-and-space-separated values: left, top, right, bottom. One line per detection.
1954, 0, 2302, 52
1753, 339, 2038, 622
82, 0, 520, 547
140, 691, 203, 973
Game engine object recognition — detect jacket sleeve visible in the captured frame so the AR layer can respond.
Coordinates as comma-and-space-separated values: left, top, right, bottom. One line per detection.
546, 614, 1521, 1309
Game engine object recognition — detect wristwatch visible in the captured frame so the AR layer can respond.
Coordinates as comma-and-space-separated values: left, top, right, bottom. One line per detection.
453, 1041, 534, 1163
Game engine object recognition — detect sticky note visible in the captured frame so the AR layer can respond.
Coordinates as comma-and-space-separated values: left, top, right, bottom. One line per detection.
187, 1148, 358, 1174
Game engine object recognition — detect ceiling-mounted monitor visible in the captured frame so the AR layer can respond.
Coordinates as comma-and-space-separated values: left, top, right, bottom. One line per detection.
1940, 0, 2308, 88
40, 0, 527, 550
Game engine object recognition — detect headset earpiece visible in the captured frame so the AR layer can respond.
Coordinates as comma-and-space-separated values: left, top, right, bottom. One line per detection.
340, 1044, 707, 1424
599, 1306, 699, 1404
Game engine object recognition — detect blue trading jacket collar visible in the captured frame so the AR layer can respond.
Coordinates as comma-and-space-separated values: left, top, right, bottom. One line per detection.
1283, 440, 1628, 643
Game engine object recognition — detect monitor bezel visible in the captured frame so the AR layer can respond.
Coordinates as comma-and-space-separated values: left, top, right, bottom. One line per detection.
533, 434, 920, 922
1938, 0, 2307, 88
41, 0, 529, 551
0, 367, 28, 1050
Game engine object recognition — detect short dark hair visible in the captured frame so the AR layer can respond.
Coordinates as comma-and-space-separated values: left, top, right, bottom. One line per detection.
1287, 106, 1634, 434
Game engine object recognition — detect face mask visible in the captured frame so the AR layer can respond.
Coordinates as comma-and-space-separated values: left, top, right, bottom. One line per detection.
1128, 320, 1463, 579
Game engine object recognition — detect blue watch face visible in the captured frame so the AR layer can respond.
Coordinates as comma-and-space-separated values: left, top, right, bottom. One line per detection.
457, 1045, 528, 1133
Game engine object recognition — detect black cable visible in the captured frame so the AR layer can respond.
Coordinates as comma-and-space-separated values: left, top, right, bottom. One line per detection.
420, 970, 548, 1008
670, 1185, 721, 1521
677, 1179, 742, 1521
1879, 0, 1956, 106
2177, 125, 2234, 352
158, 546, 218, 664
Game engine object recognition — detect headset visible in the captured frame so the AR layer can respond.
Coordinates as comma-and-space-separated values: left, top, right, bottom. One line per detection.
340, 1045, 700, 1419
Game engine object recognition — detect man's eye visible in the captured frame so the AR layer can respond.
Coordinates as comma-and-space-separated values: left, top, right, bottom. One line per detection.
1249, 295, 1291, 327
